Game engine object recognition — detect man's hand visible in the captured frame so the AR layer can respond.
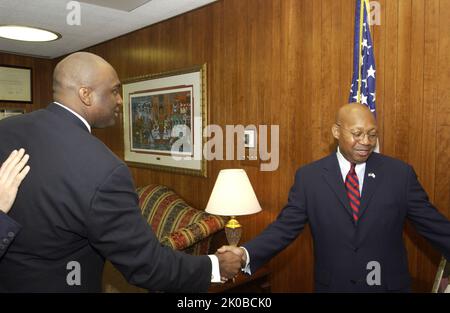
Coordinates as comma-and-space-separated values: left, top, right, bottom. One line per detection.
215, 251, 242, 280
0, 149, 30, 214
217, 245, 247, 268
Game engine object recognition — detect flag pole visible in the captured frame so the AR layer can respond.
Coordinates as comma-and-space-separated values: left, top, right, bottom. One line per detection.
356, 0, 365, 102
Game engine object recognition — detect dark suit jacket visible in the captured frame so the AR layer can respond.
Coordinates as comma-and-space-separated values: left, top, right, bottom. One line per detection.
0, 213, 20, 259
0, 103, 211, 292
244, 153, 450, 292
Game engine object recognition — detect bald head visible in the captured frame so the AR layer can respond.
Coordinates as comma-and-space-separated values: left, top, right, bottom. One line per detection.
335, 103, 376, 127
332, 103, 378, 164
52, 52, 122, 128
53, 52, 111, 100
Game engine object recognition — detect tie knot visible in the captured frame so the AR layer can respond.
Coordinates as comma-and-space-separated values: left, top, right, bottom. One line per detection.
348, 163, 356, 175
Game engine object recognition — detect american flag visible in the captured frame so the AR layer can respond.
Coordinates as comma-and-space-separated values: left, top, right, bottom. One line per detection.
349, 0, 376, 115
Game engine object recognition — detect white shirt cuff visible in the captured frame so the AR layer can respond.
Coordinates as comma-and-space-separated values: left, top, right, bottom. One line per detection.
208, 254, 222, 282
241, 247, 252, 275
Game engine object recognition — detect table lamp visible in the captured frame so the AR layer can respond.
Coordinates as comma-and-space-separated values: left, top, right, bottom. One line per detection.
205, 169, 262, 246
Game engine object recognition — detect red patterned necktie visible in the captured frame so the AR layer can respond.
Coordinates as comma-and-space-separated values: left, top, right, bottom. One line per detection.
345, 163, 360, 221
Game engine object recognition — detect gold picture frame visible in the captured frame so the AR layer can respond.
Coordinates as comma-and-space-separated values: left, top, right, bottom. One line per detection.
0, 65, 32, 103
122, 64, 207, 177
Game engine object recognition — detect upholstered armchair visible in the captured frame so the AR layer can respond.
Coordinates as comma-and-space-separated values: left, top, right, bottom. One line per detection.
102, 184, 226, 292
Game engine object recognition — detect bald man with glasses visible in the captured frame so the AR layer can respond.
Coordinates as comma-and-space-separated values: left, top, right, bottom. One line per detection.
219, 102, 450, 292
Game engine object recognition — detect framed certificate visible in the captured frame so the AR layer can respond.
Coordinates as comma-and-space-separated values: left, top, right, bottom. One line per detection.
0, 65, 32, 103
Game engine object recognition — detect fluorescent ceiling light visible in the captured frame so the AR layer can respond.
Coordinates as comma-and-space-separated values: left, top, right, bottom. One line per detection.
0, 25, 61, 42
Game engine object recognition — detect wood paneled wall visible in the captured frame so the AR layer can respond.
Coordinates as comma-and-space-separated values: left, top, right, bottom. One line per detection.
3, 0, 450, 292
0, 53, 53, 111
86, 0, 450, 292
85, 0, 320, 292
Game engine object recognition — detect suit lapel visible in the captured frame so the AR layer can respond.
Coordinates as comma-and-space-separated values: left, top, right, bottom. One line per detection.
358, 153, 384, 219
321, 155, 354, 220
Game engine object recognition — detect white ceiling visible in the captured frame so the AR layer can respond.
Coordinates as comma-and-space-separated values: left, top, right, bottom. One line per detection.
0, 0, 217, 59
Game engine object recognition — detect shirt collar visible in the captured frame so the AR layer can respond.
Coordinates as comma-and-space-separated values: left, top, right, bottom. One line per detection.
53, 102, 91, 133
336, 147, 366, 177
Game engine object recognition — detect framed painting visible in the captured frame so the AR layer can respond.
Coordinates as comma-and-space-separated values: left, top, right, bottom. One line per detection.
122, 64, 207, 177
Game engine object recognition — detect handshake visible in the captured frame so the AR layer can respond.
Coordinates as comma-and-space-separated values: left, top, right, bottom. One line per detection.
215, 245, 248, 281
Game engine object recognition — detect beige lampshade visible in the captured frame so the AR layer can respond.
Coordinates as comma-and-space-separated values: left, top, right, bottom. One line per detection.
205, 169, 262, 216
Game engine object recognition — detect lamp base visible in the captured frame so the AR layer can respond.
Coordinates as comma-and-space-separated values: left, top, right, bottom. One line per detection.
225, 217, 242, 246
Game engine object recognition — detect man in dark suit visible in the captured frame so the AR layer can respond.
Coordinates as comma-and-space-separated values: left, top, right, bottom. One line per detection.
0, 52, 241, 292
219, 103, 450, 292
0, 149, 29, 259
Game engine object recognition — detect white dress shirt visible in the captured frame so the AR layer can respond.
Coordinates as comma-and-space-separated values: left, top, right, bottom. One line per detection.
336, 147, 366, 194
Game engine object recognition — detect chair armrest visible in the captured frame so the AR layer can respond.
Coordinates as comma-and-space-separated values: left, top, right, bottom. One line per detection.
160, 215, 225, 252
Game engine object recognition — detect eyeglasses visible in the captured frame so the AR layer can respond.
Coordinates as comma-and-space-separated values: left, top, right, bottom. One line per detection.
336, 124, 378, 142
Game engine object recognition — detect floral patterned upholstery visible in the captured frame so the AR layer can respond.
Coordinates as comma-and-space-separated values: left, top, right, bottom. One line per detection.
137, 184, 226, 255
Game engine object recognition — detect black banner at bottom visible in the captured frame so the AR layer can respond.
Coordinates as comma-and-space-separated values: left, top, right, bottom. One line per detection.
0, 293, 446, 312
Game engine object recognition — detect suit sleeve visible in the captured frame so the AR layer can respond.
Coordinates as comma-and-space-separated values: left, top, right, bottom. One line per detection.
0, 212, 21, 259
85, 164, 211, 292
406, 165, 450, 261
243, 168, 309, 272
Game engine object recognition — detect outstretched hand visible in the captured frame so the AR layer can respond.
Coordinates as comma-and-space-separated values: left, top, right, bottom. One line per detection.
217, 245, 247, 268
215, 251, 242, 281
0, 149, 30, 214
216, 245, 247, 282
